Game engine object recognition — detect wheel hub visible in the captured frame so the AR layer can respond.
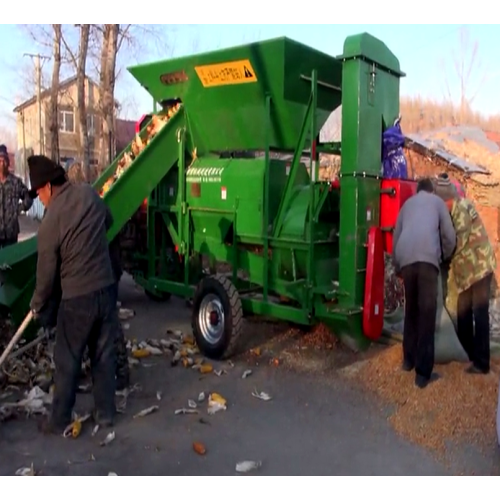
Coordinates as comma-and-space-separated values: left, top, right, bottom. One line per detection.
198, 294, 225, 345
209, 310, 220, 326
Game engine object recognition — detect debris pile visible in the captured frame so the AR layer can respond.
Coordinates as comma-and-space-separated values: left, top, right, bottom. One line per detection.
349, 345, 500, 453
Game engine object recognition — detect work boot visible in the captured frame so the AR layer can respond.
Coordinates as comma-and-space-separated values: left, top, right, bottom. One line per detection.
415, 373, 439, 389
465, 364, 489, 375
402, 360, 414, 372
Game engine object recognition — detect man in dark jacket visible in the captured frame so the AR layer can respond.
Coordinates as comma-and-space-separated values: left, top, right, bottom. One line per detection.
393, 177, 457, 389
28, 155, 118, 434
65, 166, 130, 391
0, 145, 33, 247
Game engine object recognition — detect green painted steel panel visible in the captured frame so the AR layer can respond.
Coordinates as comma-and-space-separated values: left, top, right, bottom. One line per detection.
185, 157, 309, 242
127, 38, 342, 152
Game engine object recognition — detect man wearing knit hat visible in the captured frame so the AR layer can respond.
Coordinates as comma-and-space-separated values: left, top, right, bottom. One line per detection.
27, 154, 119, 434
434, 176, 496, 375
0, 144, 33, 248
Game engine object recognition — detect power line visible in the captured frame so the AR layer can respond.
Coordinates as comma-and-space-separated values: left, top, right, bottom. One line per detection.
23, 53, 51, 156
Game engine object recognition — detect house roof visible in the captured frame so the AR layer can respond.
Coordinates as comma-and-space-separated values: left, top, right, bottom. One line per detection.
405, 126, 497, 176
13, 75, 119, 113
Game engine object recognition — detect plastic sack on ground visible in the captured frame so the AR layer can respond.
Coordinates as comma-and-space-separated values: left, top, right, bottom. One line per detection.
382, 271, 468, 364
434, 271, 468, 364
382, 118, 408, 180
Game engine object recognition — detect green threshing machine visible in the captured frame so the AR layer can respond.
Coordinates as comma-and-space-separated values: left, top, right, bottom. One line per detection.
0, 32, 414, 359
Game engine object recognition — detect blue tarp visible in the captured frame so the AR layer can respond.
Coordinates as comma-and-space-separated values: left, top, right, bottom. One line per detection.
382, 119, 408, 179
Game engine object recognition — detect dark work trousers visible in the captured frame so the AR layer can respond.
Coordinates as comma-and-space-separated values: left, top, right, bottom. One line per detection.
401, 262, 439, 380
51, 285, 118, 428
0, 237, 18, 249
456, 273, 493, 373
109, 280, 130, 387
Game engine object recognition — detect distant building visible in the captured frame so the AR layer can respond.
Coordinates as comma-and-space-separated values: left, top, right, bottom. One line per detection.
13, 76, 120, 167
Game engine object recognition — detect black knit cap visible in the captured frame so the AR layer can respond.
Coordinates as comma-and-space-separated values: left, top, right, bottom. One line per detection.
27, 155, 66, 198
0, 144, 8, 164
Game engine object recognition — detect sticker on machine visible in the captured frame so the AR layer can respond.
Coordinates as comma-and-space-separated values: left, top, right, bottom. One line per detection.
194, 59, 258, 88
221, 187, 227, 200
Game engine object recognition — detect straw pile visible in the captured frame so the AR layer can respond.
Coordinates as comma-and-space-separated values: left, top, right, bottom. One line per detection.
352, 345, 500, 453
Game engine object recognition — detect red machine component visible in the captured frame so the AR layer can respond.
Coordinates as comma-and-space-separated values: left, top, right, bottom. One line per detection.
380, 179, 417, 254
135, 114, 152, 134
363, 227, 385, 341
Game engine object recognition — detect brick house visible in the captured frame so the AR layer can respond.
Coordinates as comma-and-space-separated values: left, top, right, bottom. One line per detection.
13, 76, 119, 166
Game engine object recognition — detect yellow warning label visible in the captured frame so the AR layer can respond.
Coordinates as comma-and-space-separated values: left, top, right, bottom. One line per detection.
195, 59, 257, 88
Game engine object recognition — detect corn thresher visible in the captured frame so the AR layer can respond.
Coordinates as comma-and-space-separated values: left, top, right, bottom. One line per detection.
0, 33, 419, 359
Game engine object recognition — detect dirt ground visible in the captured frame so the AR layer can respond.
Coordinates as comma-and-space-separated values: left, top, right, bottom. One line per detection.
1, 216, 498, 476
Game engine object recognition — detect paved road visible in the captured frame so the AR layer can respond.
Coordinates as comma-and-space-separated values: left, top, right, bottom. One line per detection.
1, 217, 496, 476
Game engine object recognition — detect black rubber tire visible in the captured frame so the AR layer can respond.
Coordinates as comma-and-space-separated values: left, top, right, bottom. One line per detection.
145, 289, 171, 302
192, 275, 243, 360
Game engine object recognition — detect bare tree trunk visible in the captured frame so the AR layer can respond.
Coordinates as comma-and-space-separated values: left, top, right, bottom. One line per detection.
49, 24, 61, 163
98, 24, 119, 168
98, 25, 110, 169
76, 24, 90, 180
106, 25, 120, 162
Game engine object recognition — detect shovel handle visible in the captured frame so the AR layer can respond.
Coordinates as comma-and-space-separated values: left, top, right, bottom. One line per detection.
0, 310, 34, 370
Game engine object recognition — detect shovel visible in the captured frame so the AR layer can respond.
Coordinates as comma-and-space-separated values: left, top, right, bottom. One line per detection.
0, 310, 34, 370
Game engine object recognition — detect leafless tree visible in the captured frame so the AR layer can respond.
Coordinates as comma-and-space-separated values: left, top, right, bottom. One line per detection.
442, 26, 490, 124
49, 24, 62, 163
76, 25, 91, 179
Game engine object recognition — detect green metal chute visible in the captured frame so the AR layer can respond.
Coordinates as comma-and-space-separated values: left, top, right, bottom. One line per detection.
0, 107, 186, 330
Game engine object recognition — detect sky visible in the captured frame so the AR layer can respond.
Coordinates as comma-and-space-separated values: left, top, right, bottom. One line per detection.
0, 24, 498, 136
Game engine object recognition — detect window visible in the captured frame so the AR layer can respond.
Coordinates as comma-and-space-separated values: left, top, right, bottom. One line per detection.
59, 110, 75, 134
87, 114, 95, 136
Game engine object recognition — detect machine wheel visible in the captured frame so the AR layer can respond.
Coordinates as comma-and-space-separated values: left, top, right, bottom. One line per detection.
192, 275, 243, 360
145, 289, 171, 302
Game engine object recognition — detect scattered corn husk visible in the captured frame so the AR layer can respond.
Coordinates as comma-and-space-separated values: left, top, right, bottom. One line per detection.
198, 392, 206, 403
188, 399, 197, 409
100, 431, 116, 447
156, 391, 162, 401
236, 461, 262, 473
214, 369, 227, 377
15, 464, 36, 476
242, 370, 252, 379
208, 393, 227, 415
251, 390, 272, 402
133, 405, 159, 419
175, 408, 199, 415
118, 308, 135, 321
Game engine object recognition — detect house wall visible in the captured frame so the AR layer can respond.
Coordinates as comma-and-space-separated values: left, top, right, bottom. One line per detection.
406, 148, 500, 288
15, 78, 105, 164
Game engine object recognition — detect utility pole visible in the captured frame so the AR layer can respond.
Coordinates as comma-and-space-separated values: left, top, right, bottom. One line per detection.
24, 53, 51, 155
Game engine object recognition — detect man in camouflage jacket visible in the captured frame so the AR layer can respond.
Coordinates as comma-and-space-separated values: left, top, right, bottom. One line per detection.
0, 146, 33, 247
436, 178, 496, 375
